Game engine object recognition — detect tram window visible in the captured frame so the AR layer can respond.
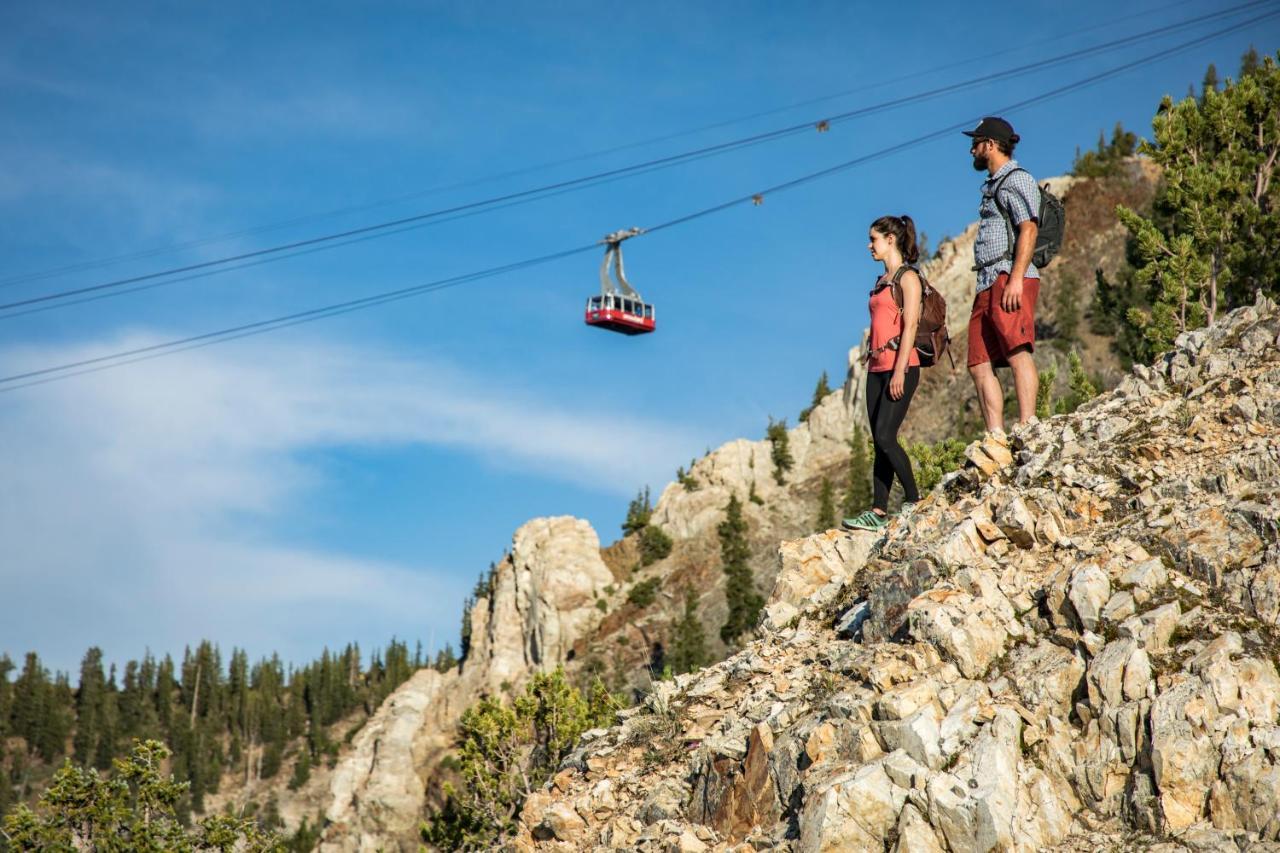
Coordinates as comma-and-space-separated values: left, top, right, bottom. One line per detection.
644, 305, 653, 319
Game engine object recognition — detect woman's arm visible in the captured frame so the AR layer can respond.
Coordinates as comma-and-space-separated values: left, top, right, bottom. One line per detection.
890, 270, 922, 400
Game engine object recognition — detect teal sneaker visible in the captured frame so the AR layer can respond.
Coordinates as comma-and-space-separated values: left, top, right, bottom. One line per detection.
842, 511, 888, 532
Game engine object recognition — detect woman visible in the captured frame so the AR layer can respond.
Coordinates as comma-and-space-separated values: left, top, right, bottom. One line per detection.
843, 214, 923, 531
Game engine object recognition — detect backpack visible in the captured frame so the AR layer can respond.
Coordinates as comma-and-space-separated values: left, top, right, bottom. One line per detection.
981, 167, 1066, 270
884, 264, 953, 369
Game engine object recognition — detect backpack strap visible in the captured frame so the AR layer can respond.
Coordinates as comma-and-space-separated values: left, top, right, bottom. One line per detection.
889, 263, 916, 311
974, 167, 1028, 270
865, 265, 914, 365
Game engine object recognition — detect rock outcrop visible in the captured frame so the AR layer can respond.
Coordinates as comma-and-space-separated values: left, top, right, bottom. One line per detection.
246, 517, 616, 851
461, 516, 615, 696
319, 668, 460, 851
513, 295, 1280, 851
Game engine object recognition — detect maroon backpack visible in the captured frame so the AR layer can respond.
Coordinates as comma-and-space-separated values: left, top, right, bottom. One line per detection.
887, 264, 953, 369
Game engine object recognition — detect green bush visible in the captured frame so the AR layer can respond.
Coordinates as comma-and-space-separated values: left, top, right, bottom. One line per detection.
906, 437, 968, 494
766, 417, 794, 485
675, 462, 699, 491
627, 577, 661, 609
638, 524, 673, 566
798, 371, 832, 423
1036, 365, 1059, 420
421, 669, 616, 850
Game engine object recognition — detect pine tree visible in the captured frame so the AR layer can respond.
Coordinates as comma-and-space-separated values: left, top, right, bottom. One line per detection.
1119, 55, 1280, 356
434, 644, 459, 673
841, 425, 873, 517
1035, 365, 1059, 420
798, 371, 832, 422
0, 653, 14, 739
73, 647, 107, 767
1201, 63, 1219, 101
622, 486, 653, 535
1059, 350, 1099, 413
669, 590, 709, 675
2, 739, 280, 849
718, 495, 762, 645
1241, 45, 1260, 78
815, 477, 836, 532
765, 417, 794, 485
11, 653, 49, 755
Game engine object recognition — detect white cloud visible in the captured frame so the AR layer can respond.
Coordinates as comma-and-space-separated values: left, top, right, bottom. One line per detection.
0, 333, 698, 672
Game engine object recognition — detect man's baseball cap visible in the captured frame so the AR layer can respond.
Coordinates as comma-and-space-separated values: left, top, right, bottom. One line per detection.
962, 116, 1019, 144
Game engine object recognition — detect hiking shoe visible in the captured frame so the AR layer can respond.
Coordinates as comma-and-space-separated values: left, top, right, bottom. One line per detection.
842, 511, 889, 532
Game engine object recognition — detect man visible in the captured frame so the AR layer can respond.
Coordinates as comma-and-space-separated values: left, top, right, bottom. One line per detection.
964, 116, 1040, 436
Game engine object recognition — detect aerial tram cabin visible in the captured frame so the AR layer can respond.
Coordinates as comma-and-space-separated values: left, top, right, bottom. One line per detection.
585, 227, 655, 335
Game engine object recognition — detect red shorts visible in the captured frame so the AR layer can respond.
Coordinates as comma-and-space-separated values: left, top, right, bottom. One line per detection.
967, 273, 1039, 368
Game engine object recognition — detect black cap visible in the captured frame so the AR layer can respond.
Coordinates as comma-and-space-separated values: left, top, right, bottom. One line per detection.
962, 116, 1019, 145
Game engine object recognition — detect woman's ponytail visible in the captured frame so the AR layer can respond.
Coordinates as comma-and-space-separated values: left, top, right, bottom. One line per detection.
870, 214, 920, 264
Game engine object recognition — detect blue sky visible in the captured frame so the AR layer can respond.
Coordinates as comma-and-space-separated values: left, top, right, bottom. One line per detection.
1, 1, 1275, 675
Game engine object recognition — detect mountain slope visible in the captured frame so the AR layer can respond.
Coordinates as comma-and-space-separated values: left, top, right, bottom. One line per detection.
512, 294, 1280, 851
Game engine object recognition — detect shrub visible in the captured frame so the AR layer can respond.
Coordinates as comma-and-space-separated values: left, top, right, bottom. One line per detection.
421, 669, 616, 850
1036, 365, 1059, 420
627, 577, 661, 609
906, 437, 967, 493
798, 371, 832, 423
638, 524, 673, 566
766, 417, 794, 485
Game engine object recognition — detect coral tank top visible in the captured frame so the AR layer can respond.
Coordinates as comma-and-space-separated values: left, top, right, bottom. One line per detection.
868, 276, 920, 373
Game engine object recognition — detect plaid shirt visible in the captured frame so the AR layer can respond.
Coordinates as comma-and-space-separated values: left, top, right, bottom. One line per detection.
974, 160, 1040, 293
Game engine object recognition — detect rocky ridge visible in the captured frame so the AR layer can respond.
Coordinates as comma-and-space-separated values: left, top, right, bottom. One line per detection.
512, 295, 1280, 851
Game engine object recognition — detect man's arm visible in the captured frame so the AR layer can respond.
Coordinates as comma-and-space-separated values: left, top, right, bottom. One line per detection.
1002, 179, 1039, 312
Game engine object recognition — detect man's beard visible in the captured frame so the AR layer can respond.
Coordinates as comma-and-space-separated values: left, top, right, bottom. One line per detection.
972, 154, 989, 171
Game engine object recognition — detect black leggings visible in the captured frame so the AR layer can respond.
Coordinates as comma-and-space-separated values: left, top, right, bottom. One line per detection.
865, 368, 920, 512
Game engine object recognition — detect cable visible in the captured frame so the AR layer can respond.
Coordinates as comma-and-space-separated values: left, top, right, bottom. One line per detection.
0, 246, 598, 389
0, 0, 1213, 291
1, 7, 1274, 392
1, 0, 1270, 317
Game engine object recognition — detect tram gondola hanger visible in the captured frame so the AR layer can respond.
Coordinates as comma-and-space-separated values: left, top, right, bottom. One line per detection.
584, 227, 655, 335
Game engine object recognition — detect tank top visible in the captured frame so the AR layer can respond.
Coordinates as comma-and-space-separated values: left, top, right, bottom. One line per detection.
868, 274, 921, 373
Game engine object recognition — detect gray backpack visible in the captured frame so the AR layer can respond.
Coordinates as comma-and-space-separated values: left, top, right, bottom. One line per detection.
978, 168, 1066, 270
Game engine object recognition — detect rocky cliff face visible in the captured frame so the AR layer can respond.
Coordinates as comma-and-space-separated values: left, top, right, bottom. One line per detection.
461, 517, 616, 697
203, 517, 615, 852
513, 296, 1280, 851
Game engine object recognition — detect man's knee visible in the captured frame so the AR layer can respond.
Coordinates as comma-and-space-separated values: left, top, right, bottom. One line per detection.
969, 362, 993, 383
1006, 345, 1033, 362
